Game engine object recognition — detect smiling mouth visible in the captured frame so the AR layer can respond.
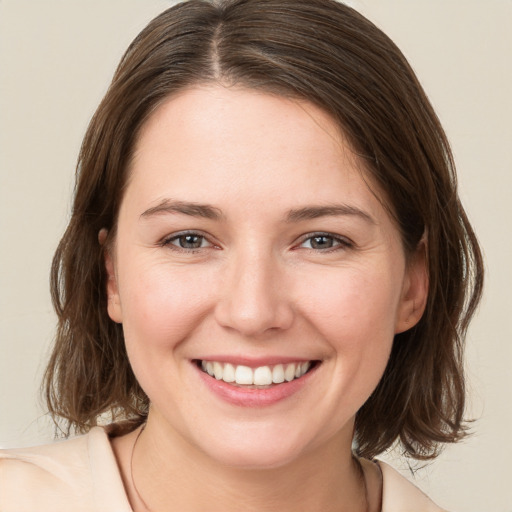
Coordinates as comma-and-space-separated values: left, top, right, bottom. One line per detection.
195, 360, 318, 387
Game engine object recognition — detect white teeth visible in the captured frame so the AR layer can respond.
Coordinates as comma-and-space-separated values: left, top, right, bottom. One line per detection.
272, 364, 285, 384
301, 361, 311, 374
254, 366, 273, 386
200, 360, 313, 386
223, 363, 235, 383
284, 364, 295, 382
235, 365, 254, 385
213, 361, 223, 380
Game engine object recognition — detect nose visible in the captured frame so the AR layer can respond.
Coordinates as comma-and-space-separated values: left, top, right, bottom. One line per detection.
214, 248, 294, 337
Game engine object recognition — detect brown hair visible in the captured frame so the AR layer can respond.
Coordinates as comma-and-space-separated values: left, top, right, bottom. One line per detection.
44, 0, 483, 460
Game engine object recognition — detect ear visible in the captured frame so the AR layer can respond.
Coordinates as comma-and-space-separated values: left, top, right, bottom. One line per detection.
395, 238, 429, 334
99, 229, 123, 324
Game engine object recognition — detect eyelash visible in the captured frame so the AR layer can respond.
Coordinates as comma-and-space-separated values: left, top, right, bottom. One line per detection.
161, 231, 214, 252
160, 230, 353, 253
296, 232, 353, 252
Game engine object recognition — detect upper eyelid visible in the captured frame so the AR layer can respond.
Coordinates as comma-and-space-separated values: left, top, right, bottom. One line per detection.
296, 232, 353, 245
158, 230, 353, 249
161, 230, 214, 247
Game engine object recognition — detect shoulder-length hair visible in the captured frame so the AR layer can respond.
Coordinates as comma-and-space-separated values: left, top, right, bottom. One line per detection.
44, 0, 483, 460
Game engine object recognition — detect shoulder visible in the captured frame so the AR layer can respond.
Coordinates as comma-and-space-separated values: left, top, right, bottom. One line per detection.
377, 460, 448, 512
0, 427, 131, 512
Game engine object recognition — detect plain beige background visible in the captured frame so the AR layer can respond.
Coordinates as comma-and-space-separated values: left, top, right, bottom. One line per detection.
0, 1, 511, 510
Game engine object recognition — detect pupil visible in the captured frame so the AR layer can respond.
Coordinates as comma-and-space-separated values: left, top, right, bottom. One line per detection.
181, 235, 202, 248
312, 236, 332, 249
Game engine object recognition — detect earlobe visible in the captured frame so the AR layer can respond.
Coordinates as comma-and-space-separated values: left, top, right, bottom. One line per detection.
100, 229, 123, 324
395, 240, 429, 334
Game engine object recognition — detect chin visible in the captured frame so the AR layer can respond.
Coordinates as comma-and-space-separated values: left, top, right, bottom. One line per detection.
204, 441, 301, 470
190, 421, 320, 470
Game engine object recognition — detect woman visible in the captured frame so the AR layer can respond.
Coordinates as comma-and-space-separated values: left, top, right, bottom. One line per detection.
0, 1, 483, 511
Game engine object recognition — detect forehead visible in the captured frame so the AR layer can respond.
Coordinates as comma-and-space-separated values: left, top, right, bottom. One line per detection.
124, 85, 388, 222
133, 85, 348, 163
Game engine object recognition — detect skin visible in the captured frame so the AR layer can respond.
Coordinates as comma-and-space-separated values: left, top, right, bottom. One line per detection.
106, 85, 428, 512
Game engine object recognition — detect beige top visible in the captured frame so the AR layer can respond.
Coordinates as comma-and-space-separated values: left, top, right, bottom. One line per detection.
0, 427, 446, 512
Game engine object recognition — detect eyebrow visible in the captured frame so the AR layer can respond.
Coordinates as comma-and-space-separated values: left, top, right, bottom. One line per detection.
140, 199, 375, 224
140, 199, 223, 220
286, 204, 375, 224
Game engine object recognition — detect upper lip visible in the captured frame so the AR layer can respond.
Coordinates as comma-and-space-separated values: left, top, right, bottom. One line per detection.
193, 355, 317, 367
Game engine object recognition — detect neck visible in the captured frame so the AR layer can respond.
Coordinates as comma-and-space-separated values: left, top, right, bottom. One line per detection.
114, 417, 371, 512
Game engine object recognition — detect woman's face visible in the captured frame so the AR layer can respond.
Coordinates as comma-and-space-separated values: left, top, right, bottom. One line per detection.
106, 86, 427, 468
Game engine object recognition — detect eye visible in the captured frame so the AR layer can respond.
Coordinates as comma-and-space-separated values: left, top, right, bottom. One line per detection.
162, 231, 212, 250
299, 233, 351, 251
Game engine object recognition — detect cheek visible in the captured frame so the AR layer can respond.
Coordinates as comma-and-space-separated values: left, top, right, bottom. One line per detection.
296, 265, 401, 346
118, 259, 215, 352
116, 260, 219, 407
296, 265, 400, 399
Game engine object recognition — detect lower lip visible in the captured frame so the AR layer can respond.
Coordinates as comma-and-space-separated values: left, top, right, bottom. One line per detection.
194, 363, 319, 407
